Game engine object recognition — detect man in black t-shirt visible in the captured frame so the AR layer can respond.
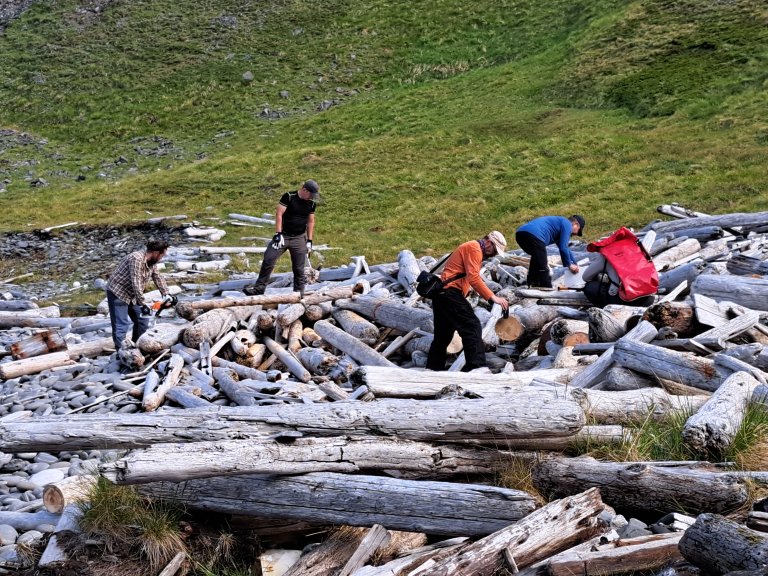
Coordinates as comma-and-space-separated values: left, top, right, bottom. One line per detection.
244, 179, 319, 297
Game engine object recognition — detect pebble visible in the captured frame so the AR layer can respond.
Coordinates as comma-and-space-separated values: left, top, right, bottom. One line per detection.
17, 530, 43, 545
0, 525, 17, 546
29, 468, 65, 487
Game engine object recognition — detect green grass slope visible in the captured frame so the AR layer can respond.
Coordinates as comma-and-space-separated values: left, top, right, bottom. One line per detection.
0, 0, 766, 265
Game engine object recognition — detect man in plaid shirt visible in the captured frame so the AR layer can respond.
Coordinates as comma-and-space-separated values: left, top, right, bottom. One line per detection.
106, 239, 172, 351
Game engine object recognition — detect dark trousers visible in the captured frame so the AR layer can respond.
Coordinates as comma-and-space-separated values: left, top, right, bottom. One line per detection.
426, 288, 486, 371
106, 289, 150, 350
250, 233, 308, 294
516, 230, 552, 288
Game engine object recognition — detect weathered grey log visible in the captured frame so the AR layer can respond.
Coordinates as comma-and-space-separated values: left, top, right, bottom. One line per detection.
351, 365, 581, 398
140, 370, 160, 409
602, 366, 656, 391
137, 321, 190, 354
728, 254, 768, 277
331, 308, 380, 346
337, 525, 391, 576
692, 274, 768, 312
0, 316, 73, 329
567, 320, 658, 389
263, 336, 312, 382
177, 284, 363, 319
38, 504, 82, 568
286, 318, 303, 354
690, 311, 760, 351
564, 387, 708, 424
139, 472, 537, 536
0, 510, 61, 531
533, 456, 749, 516
10, 330, 67, 359
613, 339, 723, 391
463, 425, 627, 451
546, 532, 683, 576
282, 526, 385, 576
658, 259, 707, 293
304, 300, 332, 322
276, 302, 306, 328
212, 367, 256, 406
353, 537, 468, 576
715, 353, 767, 385
653, 238, 701, 271
0, 299, 38, 311
255, 309, 277, 332
314, 320, 396, 367
100, 436, 524, 484
182, 308, 237, 348
143, 353, 185, 411
296, 346, 339, 375
317, 380, 349, 400
0, 351, 72, 379
335, 293, 434, 333
586, 307, 626, 343
678, 513, 768, 574
165, 386, 214, 409
211, 356, 281, 382
652, 211, 768, 234
397, 249, 421, 295
415, 488, 606, 575
0, 398, 585, 451
683, 371, 760, 452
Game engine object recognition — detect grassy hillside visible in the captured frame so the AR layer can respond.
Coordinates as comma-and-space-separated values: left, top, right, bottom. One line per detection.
0, 0, 766, 265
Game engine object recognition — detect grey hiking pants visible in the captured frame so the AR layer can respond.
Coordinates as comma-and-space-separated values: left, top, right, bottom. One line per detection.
251, 233, 308, 295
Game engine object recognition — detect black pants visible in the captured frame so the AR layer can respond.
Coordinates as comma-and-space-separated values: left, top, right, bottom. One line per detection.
426, 288, 486, 371
248, 233, 308, 295
584, 279, 656, 308
515, 230, 552, 288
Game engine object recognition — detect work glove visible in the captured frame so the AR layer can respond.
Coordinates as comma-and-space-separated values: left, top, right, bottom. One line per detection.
140, 304, 152, 317
306, 240, 313, 254
162, 294, 178, 307
271, 232, 284, 250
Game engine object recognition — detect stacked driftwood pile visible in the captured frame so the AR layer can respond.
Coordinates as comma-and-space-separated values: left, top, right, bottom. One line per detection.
2, 206, 768, 574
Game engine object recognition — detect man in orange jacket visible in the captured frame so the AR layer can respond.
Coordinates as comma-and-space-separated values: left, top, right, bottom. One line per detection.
426, 231, 510, 371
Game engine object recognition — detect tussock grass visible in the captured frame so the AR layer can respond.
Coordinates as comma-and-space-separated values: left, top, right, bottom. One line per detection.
79, 476, 186, 571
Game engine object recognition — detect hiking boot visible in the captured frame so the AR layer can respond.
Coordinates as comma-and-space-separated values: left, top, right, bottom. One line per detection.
243, 284, 264, 296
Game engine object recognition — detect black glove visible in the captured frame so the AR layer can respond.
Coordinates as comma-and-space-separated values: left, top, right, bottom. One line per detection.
271, 232, 284, 250
140, 304, 152, 316
162, 294, 178, 307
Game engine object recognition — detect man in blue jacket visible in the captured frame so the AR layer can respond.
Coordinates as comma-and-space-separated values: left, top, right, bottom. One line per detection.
515, 215, 585, 288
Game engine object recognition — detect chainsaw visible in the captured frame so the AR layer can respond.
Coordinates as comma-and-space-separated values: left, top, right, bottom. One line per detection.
140, 295, 177, 326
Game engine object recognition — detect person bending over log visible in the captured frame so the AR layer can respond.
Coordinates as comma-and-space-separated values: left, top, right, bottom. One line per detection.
515, 214, 585, 288
244, 179, 320, 298
106, 238, 173, 352
427, 232, 509, 372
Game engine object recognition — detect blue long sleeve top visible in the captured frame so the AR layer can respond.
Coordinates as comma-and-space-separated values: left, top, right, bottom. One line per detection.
517, 216, 577, 266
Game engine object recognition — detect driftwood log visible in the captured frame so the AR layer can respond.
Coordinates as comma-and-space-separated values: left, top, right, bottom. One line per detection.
100, 436, 519, 484
415, 488, 606, 575
138, 472, 537, 536
533, 456, 749, 516
0, 398, 584, 451
335, 293, 435, 333
682, 371, 760, 452
679, 513, 768, 574
692, 275, 768, 312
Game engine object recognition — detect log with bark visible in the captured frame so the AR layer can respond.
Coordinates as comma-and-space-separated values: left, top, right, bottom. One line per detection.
642, 301, 699, 337
533, 456, 749, 517
138, 472, 537, 536
10, 330, 67, 359
176, 284, 365, 319
678, 513, 768, 574
331, 308, 380, 346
